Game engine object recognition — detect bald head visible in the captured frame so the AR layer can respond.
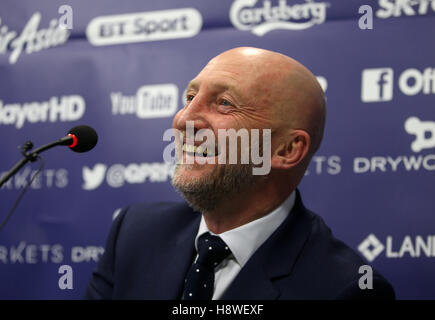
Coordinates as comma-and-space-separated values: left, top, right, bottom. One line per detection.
208, 47, 326, 157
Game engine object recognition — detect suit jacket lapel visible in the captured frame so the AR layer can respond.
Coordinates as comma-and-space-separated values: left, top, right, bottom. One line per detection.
220, 254, 280, 299
221, 190, 312, 300
147, 208, 201, 299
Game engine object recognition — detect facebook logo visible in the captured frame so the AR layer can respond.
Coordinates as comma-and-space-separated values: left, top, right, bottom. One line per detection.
361, 68, 394, 102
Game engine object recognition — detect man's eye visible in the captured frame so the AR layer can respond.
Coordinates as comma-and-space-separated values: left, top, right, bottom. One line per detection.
220, 99, 232, 106
186, 95, 195, 102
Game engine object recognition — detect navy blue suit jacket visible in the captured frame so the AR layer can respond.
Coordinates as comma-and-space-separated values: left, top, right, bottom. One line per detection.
85, 191, 395, 299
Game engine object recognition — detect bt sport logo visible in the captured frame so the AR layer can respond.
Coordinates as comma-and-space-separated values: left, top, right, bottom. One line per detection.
86, 8, 202, 46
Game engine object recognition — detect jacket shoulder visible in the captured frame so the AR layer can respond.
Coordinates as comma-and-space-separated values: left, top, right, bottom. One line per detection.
281, 207, 395, 299
84, 201, 199, 299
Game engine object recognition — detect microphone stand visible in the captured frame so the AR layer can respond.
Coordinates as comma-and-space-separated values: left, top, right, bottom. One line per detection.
0, 136, 72, 188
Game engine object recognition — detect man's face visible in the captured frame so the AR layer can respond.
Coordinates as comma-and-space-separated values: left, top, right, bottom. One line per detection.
171, 51, 276, 211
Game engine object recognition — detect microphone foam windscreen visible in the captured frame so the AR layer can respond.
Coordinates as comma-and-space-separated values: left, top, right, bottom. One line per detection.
68, 125, 98, 153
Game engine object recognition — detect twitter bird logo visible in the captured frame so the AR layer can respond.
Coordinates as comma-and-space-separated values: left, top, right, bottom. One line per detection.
82, 163, 107, 190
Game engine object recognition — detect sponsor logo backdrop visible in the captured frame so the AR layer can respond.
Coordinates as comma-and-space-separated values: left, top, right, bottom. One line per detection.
0, 0, 434, 299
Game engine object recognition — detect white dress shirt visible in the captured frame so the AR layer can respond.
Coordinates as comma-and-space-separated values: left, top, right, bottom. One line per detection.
193, 191, 296, 300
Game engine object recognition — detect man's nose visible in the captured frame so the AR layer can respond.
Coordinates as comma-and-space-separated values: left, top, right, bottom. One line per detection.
174, 94, 209, 131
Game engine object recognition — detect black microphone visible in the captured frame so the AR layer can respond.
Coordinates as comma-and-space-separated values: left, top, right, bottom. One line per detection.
0, 125, 98, 188
57, 125, 99, 153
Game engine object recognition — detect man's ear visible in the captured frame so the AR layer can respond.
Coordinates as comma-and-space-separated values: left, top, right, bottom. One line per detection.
271, 130, 311, 170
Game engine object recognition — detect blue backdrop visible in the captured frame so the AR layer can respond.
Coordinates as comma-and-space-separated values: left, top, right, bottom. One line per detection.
0, 0, 434, 299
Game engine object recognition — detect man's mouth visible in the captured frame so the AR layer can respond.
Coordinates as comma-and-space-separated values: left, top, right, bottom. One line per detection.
182, 143, 218, 157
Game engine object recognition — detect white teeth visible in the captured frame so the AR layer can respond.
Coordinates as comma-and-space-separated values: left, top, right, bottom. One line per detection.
183, 144, 196, 153
182, 144, 211, 156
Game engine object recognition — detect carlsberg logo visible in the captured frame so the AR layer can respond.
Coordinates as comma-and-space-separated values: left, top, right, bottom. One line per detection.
230, 0, 329, 36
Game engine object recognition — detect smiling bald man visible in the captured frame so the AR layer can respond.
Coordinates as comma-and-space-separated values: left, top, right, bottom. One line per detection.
85, 47, 395, 300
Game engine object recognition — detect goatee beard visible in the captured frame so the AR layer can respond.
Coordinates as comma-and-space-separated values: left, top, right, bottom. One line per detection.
171, 163, 257, 213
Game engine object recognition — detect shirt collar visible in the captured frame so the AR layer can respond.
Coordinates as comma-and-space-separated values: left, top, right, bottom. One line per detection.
194, 191, 296, 267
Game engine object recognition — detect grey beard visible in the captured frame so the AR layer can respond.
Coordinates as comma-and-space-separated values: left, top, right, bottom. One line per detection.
171, 163, 257, 213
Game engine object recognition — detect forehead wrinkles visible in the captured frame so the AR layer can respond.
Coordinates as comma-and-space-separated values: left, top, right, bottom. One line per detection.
204, 60, 273, 93
189, 66, 248, 101
197, 60, 243, 82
